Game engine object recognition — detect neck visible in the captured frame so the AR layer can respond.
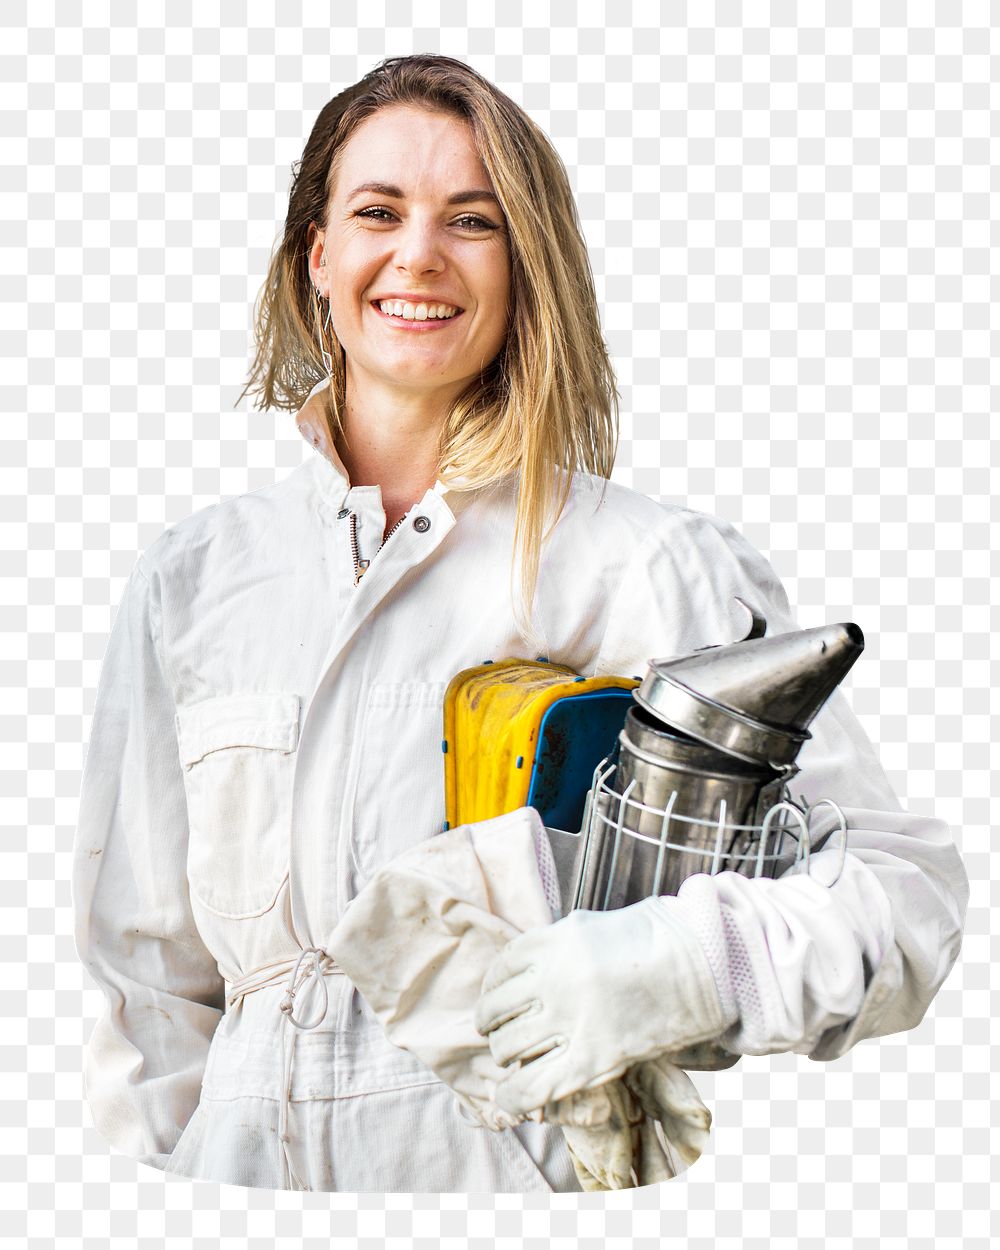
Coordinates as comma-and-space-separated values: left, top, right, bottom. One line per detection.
334, 373, 453, 516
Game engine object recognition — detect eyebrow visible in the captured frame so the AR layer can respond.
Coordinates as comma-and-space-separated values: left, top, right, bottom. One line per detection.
345, 180, 500, 206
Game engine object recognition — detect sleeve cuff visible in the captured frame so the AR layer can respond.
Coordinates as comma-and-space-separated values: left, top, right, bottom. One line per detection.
667, 852, 897, 1057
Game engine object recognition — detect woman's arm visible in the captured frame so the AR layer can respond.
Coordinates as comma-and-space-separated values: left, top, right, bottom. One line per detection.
591, 506, 969, 1061
72, 558, 225, 1168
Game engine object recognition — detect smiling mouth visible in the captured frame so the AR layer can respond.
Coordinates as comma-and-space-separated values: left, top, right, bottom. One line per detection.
370, 301, 466, 328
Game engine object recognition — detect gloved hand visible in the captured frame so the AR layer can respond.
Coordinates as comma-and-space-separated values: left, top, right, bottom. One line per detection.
474, 895, 737, 1116
329, 807, 721, 1187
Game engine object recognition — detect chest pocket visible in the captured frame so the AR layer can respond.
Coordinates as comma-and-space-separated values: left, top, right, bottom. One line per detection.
175, 692, 299, 918
348, 681, 448, 890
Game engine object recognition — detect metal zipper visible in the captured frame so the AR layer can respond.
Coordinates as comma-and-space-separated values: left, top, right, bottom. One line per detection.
349, 511, 407, 585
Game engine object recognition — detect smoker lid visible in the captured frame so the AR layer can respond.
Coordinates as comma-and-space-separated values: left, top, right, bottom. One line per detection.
633, 617, 865, 769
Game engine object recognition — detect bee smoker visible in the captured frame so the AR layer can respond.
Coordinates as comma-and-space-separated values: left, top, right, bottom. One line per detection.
566, 613, 865, 914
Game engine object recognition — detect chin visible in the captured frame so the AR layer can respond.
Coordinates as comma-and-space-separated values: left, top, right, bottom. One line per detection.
375, 360, 464, 386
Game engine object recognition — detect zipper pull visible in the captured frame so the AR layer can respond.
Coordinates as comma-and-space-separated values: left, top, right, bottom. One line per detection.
348, 509, 406, 586
348, 512, 368, 585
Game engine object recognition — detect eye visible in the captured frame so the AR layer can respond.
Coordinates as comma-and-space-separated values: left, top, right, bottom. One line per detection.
353, 206, 501, 233
454, 213, 501, 233
354, 206, 397, 223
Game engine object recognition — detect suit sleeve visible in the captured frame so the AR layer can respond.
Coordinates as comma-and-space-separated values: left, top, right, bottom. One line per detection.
72, 558, 225, 1168
591, 507, 969, 1060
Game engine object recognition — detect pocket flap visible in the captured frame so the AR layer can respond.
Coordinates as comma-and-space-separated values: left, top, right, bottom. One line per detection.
175, 693, 300, 768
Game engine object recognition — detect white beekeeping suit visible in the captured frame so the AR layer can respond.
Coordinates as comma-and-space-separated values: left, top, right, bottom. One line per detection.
73, 552, 227, 1173
71, 376, 969, 1191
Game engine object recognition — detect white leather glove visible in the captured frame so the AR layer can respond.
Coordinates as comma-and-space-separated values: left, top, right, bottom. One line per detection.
623, 1054, 713, 1171
547, 1056, 712, 1189
547, 1079, 644, 1190
474, 895, 737, 1116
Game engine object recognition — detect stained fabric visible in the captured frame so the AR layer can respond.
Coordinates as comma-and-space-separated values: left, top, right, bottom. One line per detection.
72, 375, 969, 1190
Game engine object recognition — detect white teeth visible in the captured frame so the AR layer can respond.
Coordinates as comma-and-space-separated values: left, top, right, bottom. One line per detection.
377, 299, 458, 320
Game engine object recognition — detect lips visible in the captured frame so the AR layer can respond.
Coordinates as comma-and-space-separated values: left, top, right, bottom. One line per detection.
369, 301, 466, 328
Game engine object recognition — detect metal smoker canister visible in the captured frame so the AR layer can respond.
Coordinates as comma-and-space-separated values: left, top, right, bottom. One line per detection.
572, 617, 865, 912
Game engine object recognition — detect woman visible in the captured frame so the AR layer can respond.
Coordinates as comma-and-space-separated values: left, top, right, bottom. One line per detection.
72, 54, 968, 1193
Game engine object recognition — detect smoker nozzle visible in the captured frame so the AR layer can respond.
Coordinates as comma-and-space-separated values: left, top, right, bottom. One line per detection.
634, 617, 865, 769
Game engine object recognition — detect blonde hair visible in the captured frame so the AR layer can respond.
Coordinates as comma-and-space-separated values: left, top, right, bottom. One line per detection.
238, 54, 619, 649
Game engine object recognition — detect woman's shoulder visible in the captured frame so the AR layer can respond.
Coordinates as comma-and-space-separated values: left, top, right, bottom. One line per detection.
550, 471, 789, 620
553, 468, 746, 555
135, 459, 319, 584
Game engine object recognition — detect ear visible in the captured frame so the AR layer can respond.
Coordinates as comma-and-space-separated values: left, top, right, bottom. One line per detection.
307, 225, 327, 294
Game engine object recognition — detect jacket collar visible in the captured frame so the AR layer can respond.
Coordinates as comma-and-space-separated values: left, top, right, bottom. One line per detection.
295, 377, 351, 491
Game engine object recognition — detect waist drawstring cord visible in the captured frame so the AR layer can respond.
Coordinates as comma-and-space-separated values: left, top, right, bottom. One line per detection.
226, 946, 344, 1191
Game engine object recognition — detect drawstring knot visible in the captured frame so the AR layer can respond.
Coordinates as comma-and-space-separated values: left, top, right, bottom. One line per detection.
279, 946, 334, 1030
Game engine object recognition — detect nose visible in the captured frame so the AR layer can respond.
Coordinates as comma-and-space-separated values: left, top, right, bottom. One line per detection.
392, 214, 446, 278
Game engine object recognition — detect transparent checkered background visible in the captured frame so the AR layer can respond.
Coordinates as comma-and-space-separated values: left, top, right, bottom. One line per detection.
2, 3, 994, 1247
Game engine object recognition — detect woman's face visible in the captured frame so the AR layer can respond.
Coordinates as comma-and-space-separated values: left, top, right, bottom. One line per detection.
312, 104, 512, 406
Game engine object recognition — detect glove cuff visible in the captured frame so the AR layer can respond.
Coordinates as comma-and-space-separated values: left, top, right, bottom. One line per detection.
669, 877, 740, 1030
642, 894, 739, 1042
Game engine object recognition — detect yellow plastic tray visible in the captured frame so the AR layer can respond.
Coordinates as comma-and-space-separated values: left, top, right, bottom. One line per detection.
443, 658, 638, 828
